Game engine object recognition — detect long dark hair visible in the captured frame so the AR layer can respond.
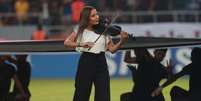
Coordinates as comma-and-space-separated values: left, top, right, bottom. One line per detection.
76, 6, 95, 40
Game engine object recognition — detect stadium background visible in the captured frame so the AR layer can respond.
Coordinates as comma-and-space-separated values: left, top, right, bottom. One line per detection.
0, 0, 201, 100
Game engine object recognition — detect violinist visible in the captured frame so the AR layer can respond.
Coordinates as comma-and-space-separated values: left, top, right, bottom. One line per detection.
64, 6, 128, 101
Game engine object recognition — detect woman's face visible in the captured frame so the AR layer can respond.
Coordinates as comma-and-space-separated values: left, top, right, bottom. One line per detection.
88, 9, 99, 26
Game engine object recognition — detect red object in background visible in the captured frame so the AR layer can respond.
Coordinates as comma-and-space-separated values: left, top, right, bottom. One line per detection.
71, 0, 85, 23
32, 24, 46, 40
32, 30, 46, 40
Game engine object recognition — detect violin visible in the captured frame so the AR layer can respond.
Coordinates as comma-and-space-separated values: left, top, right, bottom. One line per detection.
93, 17, 135, 39
93, 17, 123, 36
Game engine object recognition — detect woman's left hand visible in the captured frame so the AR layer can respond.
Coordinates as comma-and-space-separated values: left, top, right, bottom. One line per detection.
120, 31, 129, 43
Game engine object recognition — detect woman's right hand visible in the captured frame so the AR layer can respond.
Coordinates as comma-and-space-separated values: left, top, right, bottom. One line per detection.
80, 42, 94, 48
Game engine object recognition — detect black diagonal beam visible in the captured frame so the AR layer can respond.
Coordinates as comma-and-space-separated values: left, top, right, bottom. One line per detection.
0, 37, 201, 53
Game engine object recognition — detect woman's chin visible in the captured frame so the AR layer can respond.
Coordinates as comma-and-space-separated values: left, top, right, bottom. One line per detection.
95, 22, 99, 24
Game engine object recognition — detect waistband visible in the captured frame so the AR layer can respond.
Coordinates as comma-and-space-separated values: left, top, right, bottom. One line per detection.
82, 52, 105, 55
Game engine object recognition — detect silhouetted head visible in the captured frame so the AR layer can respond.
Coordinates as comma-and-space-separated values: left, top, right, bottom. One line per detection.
0, 55, 13, 62
154, 49, 167, 62
191, 47, 201, 62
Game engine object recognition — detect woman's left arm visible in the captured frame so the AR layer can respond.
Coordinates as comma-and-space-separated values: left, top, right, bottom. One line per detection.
107, 31, 128, 53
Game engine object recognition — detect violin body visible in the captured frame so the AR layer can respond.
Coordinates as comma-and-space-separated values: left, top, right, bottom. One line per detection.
93, 17, 121, 36
93, 17, 135, 41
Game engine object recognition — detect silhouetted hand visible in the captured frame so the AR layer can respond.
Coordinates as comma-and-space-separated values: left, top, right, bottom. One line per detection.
165, 59, 175, 74
127, 64, 137, 72
151, 86, 163, 97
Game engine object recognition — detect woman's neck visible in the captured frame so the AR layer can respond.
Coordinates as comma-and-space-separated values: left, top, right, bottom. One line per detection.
86, 26, 93, 31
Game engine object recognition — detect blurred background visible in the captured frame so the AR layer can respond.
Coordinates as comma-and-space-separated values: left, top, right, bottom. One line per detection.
0, 0, 201, 101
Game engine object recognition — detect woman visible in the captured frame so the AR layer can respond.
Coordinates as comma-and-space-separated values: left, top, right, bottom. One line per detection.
64, 6, 128, 101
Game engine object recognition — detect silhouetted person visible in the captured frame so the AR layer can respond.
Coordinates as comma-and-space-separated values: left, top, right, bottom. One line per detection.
10, 54, 31, 101
0, 55, 27, 101
152, 47, 201, 101
121, 48, 173, 101
31, 24, 46, 40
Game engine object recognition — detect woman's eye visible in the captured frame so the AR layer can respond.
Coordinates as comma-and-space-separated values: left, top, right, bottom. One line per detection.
91, 14, 95, 17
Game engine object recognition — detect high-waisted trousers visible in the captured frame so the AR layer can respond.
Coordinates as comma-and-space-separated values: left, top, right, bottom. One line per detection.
73, 52, 110, 101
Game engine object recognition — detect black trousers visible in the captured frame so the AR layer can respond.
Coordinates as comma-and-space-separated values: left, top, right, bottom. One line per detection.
73, 52, 110, 101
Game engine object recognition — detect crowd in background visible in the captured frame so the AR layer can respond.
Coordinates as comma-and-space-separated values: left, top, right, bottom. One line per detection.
0, 0, 201, 26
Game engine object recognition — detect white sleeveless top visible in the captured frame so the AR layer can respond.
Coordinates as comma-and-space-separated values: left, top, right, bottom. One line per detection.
76, 29, 109, 54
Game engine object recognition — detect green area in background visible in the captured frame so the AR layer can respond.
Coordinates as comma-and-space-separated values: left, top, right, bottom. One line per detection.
30, 77, 188, 101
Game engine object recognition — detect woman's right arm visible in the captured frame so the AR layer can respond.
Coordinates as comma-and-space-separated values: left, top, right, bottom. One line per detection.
64, 32, 78, 48
64, 32, 94, 48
